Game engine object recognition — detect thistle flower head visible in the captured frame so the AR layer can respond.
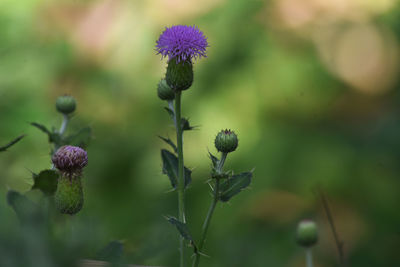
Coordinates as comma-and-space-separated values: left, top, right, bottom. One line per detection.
52, 145, 88, 173
215, 129, 238, 153
156, 25, 208, 63
296, 220, 318, 247
56, 95, 76, 114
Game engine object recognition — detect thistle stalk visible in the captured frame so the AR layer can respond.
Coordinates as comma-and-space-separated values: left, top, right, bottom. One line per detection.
193, 152, 227, 267
59, 114, 69, 137
306, 248, 313, 267
175, 91, 186, 267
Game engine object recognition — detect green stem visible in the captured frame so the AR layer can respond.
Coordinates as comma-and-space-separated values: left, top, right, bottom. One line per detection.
306, 248, 313, 267
193, 152, 228, 267
52, 114, 70, 169
175, 91, 186, 267
216, 153, 227, 173
59, 114, 69, 136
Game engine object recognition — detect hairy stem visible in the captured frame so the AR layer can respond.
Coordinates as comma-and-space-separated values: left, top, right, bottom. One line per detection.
193, 152, 228, 267
52, 114, 70, 169
59, 114, 69, 136
175, 91, 186, 267
306, 248, 313, 267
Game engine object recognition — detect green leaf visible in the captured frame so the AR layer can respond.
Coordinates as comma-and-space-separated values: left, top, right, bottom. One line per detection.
7, 190, 42, 224
0, 135, 25, 152
31, 169, 59, 196
165, 216, 194, 243
96, 241, 123, 263
158, 136, 178, 153
161, 149, 191, 190
181, 118, 194, 131
64, 127, 91, 148
219, 172, 252, 202
31, 122, 62, 145
31, 122, 51, 135
208, 151, 219, 169
164, 107, 175, 120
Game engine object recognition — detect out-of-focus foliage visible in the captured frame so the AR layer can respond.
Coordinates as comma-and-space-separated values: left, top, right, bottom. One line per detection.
1, 0, 400, 266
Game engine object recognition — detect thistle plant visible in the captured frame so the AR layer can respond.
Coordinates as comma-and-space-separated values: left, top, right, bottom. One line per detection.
6, 95, 91, 217
156, 25, 253, 267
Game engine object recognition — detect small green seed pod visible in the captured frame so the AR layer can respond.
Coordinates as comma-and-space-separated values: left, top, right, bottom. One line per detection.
215, 129, 238, 153
56, 95, 76, 114
296, 220, 318, 247
166, 58, 193, 91
55, 174, 83, 215
157, 79, 175, 100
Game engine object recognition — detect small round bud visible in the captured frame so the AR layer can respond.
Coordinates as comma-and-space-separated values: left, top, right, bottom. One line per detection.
166, 58, 193, 91
214, 129, 238, 153
296, 220, 318, 247
157, 79, 175, 100
55, 174, 83, 215
52, 146, 88, 173
56, 95, 76, 114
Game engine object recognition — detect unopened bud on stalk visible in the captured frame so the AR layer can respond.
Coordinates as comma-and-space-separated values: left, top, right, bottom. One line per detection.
296, 220, 318, 247
215, 129, 238, 153
157, 79, 175, 100
56, 95, 76, 115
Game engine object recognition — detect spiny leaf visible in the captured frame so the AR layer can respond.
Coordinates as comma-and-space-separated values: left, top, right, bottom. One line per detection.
165, 215, 195, 244
219, 172, 252, 202
7, 190, 43, 224
161, 149, 191, 190
208, 151, 219, 169
158, 136, 177, 153
0, 135, 25, 152
164, 107, 175, 120
31, 169, 59, 196
64, 127, 91, 149
31, 122, 51, 134
181, 118, 194, 131
31, 122, 62, 145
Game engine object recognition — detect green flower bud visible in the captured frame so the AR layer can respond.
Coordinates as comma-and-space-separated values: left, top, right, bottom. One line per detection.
56, 95, 76, 114
166, 58, 193, 91
55, 174, 83, 215
296, 220, 318, 247
214, 129, 238, 153
157, 79, 175, 100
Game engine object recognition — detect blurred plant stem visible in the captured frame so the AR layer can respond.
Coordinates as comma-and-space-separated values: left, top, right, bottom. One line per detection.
193, 152, 228, 267
59, 114, 69, 136
174, 91, 186, 267
52, 114, 70, 169
306, 249, 313, 267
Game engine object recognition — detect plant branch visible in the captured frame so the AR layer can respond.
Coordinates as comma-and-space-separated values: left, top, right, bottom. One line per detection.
318, 188, 345, 266
306, 248, 313, 267
59, 114, 69, 136
192, 152, 228, 267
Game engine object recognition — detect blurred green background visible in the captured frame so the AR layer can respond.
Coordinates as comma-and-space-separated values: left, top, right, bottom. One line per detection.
1, 0, 400, 266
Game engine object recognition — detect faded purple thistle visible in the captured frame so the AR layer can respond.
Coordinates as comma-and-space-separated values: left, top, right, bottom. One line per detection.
52, 145, 88, 173
156, 25, 208, 63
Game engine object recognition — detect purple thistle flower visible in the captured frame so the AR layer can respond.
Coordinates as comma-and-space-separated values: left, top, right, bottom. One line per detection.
52, 145, 88, 173
156, 25, 208, 63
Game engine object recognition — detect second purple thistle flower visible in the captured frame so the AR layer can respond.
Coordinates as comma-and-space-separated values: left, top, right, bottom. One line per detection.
156, 25, 208, 63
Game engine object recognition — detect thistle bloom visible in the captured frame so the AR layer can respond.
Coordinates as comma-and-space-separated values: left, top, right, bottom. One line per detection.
296, 220, 318, 247
156, 25, 208, 63
215, 129, 238, 153
52, 145, 88, 173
